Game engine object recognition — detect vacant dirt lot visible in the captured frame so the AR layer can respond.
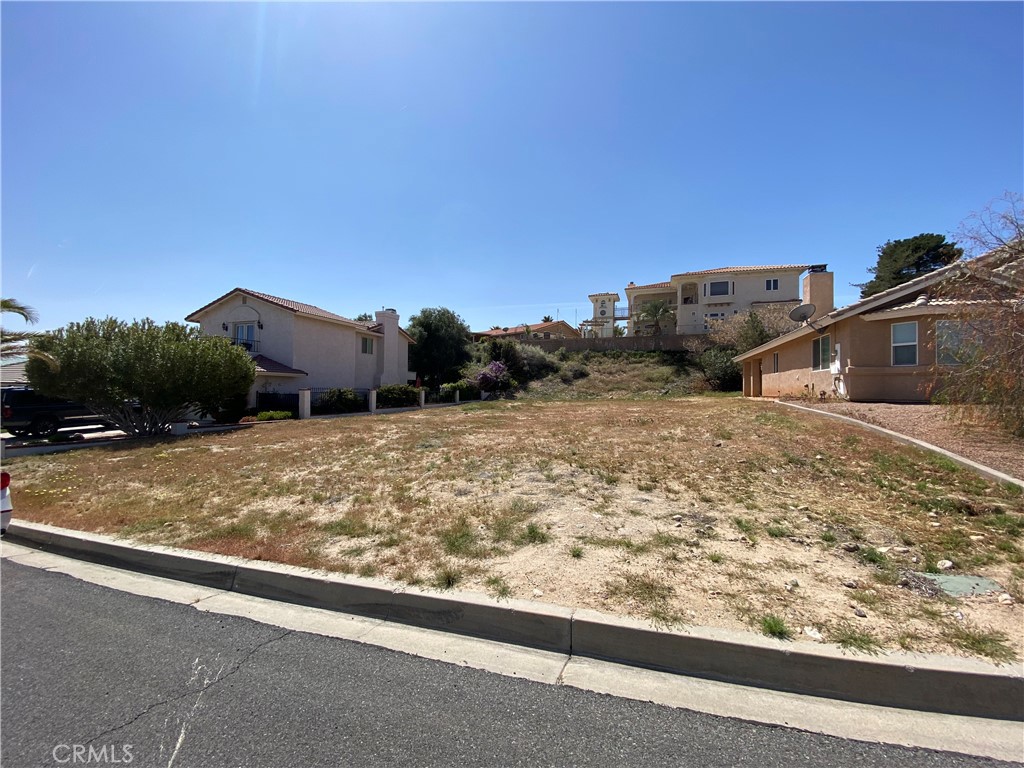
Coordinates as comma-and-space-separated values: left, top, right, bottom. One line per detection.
9, 398, 1023, 661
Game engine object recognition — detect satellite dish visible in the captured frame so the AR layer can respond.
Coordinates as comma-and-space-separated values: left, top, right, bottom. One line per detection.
789, 304, 816, 323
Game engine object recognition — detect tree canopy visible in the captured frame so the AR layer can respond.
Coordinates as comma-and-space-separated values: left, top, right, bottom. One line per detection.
636, 299, 675, 335
27, 317, 255, 435
856, 234, 963, 298
405, 307, 472, 388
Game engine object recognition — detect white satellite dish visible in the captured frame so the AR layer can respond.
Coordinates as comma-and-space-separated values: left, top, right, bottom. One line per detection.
789, 304, 816, 323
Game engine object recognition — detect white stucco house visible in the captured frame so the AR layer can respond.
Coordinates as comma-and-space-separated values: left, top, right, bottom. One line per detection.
586, 264, 833, 337
186, 288, 416, 406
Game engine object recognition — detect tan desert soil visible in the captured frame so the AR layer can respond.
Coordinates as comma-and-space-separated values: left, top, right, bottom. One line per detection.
791, 401, 1024, 481
9, 399, 1023, 661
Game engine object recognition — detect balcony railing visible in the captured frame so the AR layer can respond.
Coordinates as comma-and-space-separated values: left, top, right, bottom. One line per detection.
230, 339, 260, 353
614, 307, 630, 318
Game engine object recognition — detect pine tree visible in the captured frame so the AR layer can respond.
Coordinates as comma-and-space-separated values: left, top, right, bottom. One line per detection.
856, 234, 963, 298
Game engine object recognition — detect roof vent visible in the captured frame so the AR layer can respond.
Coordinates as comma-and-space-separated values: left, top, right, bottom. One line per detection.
914, 294, 929, 307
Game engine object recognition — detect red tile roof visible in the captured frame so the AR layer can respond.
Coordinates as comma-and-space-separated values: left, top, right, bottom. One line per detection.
626, 281, 672, 291
673, 264, 812, 278
251, 355, 307, 376
475, 320, 580, 338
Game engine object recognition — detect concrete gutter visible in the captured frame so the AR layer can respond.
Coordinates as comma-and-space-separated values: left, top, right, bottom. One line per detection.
775, 401, 1024, 489
7, 521, 1022, 721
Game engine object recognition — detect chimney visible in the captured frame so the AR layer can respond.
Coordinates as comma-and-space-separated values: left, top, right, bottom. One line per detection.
802, 267, 834, 321
374, 309, 401, 387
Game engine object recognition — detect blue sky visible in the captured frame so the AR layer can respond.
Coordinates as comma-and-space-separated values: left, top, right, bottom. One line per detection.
3, 2, 1022, 334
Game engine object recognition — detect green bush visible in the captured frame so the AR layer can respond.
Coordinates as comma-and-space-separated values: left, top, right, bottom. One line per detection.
256, 410, 293, 421
376, 384, 419, 408
313, 388, 364, 414
518, 344, 561, 380
699, 347, 742, 391
559, 361, 590, 383
440, 379, 481, 400
484, 339, 526, 382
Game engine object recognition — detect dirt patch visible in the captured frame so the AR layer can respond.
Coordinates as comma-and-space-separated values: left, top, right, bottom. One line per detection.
792, 401, 1024, 481
8, 398, 1023, 662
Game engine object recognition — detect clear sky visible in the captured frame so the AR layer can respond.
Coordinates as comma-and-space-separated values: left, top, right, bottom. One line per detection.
2, 1, 1022, 335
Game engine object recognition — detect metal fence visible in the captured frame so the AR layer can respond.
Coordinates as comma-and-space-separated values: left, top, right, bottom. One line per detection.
308, 387, 370, 414
255, 392, 300, 417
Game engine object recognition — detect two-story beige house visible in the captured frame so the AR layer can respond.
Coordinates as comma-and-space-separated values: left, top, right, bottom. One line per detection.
186, 288, 416, 406
734, 249, 1021, 402
587, 265, 830, 336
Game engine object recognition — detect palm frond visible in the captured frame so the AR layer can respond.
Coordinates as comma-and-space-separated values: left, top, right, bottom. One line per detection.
1, 298, 39, 325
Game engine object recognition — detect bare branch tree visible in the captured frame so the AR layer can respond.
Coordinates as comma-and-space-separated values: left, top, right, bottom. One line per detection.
936, 193, 1024, 435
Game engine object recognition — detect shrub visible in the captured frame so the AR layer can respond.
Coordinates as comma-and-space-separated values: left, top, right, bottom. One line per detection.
699, 347, 742, 391
474, 361, 515, 394
256, 410, 293, 421
518, 344, 561, 380
559, 362, 590, 384
440, 379, 481, 400
484, 339, 526, 382
313, 388, 364, 414
376, 384, 419, 408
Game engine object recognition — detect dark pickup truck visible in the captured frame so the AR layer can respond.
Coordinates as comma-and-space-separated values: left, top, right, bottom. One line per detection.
1, 387, 105, 437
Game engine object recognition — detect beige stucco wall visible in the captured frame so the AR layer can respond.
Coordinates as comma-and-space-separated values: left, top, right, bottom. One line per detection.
191, 293, 413, 406
626, 269, 808, 335
742, 312, 947, 403
590, 293, 620, 338
194, 298, 297, 367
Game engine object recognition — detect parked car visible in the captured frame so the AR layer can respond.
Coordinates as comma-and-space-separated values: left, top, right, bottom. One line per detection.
1, 471, 11, 534
1, 387, 103, 438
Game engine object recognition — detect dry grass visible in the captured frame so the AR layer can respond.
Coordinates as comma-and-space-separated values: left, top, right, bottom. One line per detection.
8, 397, 1023, 660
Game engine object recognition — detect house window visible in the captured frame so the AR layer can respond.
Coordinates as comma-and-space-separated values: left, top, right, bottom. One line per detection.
361, 337, 374, 354
812, 334, 831, 371
233, 322, 255, 351
708, 280, 730, 297
936, 320, 966, 366
765, 278, 779, 291
772, 352, 779, 373
891, 322, 918, 366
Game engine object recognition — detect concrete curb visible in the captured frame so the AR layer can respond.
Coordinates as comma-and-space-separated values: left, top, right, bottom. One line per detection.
776, 401, 1024, 489
6, 521, 1022, 721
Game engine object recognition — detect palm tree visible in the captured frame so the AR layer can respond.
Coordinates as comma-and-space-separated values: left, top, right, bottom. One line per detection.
542, 315, 554, 323
636, 299, 675, 335
1, 298, 57, 368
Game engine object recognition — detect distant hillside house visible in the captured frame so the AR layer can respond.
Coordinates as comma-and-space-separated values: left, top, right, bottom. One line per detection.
734, 249, 1022, 402
186, 289, 415, 407
473, 320, 582, 342
586, 265, 831, 337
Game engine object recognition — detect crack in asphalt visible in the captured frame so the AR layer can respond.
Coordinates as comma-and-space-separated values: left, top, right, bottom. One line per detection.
84, 628, 294, 746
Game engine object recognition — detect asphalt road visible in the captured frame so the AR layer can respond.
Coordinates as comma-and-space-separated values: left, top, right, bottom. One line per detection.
0, 560, 1015, 768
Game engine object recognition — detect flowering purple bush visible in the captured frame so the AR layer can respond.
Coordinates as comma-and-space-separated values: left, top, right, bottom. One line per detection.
474, 360, 514, 393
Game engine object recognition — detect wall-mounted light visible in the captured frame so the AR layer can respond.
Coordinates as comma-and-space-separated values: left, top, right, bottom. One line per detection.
257, 321, 263, 330
222, 323, 229, 332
